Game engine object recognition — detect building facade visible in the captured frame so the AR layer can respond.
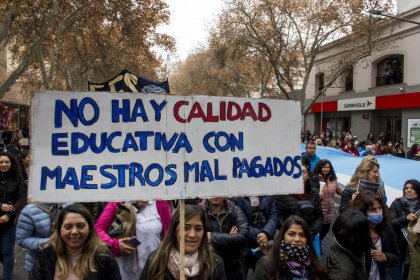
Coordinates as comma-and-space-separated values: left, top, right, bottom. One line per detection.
305, 1, 420, 149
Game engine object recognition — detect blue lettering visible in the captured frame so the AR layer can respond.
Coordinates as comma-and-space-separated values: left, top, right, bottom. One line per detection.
173, 133, 193, 153
131, 99, 148, 122
292, 156, 302, 179
129, 162, 145, 186
114, 164, 129, 187
214, 159, 227, 180
150, 100, 167, 121
154, 132, 179, 151
100, 165, 117, 189
144, 163, 163, 187
203, 132, 215, 153
112, 99, 130, 122
250, 156, 263, 178
184, 161, 199, 183
232, 157, 241, 178
40, 166, 62, 190
80, 165, 97, 189
264, 157, 274, 176
283, 156, 294, 176
107, 131, 122, 153
61, 167, 80, 190
134, 131, 154, 150
122, 133, 139, 152
55, 99, 78, 128
200, 160, 215, 182
71, 132, 89, 154
91, 133, 107, 154
165, 164, 177, 185
52, 133, 69, 156
78, 97, 99, 126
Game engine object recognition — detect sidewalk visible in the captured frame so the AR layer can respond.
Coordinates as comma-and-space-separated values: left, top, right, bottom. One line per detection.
0, 244, 27, 280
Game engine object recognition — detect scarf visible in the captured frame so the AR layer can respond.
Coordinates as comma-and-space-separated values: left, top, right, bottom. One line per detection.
279, 240, 311, 277
167, 248, 200, 279
401, 197, 419, 213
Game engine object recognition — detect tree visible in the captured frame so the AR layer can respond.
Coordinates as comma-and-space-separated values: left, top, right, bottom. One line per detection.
0, 0, 175, 99
172, 0, 393, 113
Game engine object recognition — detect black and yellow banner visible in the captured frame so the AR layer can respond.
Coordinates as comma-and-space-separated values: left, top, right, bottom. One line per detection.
88, 69, 169, 93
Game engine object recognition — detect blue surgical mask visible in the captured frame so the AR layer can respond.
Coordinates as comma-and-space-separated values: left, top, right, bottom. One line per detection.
367, 213, 383, 225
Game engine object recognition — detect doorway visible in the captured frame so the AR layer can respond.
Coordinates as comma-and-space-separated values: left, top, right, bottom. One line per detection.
379, 117, 401, 144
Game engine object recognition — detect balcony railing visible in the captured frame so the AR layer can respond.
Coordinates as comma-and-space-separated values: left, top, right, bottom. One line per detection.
376, 74, 403, 87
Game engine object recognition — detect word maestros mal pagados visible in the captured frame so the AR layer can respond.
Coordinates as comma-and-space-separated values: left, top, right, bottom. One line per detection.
39, 97, 301, 190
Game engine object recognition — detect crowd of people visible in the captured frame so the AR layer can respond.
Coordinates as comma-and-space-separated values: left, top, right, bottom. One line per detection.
301, 130, 420, 160
0, 132, 419, 280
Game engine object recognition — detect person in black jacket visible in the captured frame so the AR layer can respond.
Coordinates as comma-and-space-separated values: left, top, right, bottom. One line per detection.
200, 197, 249, 280
389, 179, 420, 280
327, 211, 371, 280
351, 191, 399, 280
253, 215, 327, 280
29, 204, 121, 280
275, 162, 323, 238
232, 196, 278, 273
140, 204, 226, 280
0, 151, 25, 280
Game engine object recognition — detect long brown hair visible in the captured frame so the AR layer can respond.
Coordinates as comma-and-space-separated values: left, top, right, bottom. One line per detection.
45, 204, 106, 280
145, 205, 215, 280
268, 216, 326, 280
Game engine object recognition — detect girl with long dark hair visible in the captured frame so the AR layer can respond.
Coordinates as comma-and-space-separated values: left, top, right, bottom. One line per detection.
253, 215, 326, 279
313, 159, 343, 241
0, 151, 25, 280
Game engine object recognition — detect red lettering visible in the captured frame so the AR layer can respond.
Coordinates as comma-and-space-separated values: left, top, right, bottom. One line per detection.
258, 103, 271, 121
227, 101, 241, 121
173, 100, 272, 123
187, 102, 206, 122
206, 103, 219, 122
173, 101, 188, 123
220, 101, 226, 121
241, 102, 257, 121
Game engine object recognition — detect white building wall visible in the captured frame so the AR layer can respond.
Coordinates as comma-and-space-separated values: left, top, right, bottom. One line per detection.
398, 0, 420, 14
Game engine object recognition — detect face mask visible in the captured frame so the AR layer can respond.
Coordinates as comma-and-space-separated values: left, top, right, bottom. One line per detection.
367, 213, 383, 225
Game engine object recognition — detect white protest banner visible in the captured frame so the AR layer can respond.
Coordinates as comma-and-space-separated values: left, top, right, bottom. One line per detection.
29, 91, 302, 202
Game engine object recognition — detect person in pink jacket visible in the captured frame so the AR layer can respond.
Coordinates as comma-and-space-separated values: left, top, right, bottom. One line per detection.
95, 200, 171, 280
313, 159, 344, 241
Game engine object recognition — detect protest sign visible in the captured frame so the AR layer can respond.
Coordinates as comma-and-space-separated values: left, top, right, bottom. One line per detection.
29, 91, 302, 202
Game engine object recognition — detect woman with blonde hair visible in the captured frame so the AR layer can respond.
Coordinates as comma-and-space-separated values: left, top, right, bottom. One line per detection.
339, 156, 387, 213
29, 204, 121, 280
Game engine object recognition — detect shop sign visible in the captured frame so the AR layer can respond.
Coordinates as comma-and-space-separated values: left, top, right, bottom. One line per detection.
337, 97, 376, 111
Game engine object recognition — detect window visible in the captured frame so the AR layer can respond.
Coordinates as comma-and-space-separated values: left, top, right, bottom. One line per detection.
316, 72, 324, 95
376, 55, 404, 86
344, 66, 353, 91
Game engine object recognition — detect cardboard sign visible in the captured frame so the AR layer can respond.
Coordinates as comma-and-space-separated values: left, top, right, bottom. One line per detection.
29, 91, 302, 202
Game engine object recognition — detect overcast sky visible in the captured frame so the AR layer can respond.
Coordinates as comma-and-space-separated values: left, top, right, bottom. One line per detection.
157, 0, 223, 61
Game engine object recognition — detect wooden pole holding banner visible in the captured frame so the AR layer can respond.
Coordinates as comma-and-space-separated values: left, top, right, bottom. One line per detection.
179, 199, 186, 280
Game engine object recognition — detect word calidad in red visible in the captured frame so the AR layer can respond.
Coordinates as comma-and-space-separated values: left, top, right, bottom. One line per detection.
173, 101, 271, 123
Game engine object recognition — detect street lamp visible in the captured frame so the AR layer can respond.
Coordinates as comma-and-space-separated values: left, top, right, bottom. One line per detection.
368, 9, 420, 25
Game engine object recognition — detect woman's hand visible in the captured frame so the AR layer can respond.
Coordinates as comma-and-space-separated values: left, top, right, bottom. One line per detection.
0, 214, 10, 224
257, 232, 268, 248
406, 213, 417, 222
0, 203, 15, 212
229, 226, 238, 235
372, 249, 387, 262
351, 191, 360, 202
118, 237, 136, 256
